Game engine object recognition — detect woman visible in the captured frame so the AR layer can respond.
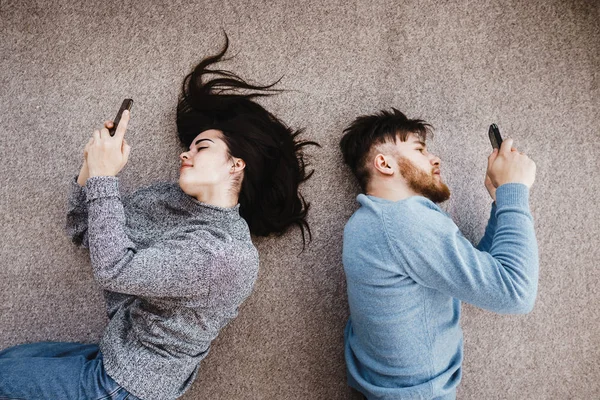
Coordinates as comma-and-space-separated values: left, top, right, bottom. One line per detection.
0, 34, 318, 400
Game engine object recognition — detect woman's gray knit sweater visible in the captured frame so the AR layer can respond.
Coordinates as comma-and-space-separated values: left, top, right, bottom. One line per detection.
65, 175, 259, 400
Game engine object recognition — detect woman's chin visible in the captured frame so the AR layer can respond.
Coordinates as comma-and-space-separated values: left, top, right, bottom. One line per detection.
178, 176, 192, 192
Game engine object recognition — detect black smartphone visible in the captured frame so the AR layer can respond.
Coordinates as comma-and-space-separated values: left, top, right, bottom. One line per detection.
109, 99, 134, 136
488, 123, 503, 149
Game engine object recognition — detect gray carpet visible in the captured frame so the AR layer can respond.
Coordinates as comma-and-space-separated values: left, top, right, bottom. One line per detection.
1, 0, 599, 399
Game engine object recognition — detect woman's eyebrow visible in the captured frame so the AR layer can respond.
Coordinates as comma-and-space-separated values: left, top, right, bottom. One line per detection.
189, 138, 215, 150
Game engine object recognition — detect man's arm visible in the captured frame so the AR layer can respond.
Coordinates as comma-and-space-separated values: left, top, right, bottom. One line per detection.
385, 183, 539, 314
476, 201, 498, 253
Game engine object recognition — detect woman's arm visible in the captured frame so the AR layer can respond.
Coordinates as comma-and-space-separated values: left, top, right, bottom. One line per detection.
65, 171, 90, 249
84, 175, 221, 299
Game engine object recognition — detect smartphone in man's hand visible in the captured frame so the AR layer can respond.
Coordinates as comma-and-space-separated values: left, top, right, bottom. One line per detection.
109, 99, 134, 136
488, 123, 503, 149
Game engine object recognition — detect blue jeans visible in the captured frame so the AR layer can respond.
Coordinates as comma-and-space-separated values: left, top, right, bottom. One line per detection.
0, 341, 140, 400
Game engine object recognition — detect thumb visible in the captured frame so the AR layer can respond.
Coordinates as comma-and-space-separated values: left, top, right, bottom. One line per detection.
500, 137, 514, 156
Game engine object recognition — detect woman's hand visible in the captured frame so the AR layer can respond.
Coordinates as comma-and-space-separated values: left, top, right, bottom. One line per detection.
86, 110, 132, 178
77, 159, 90, 187
77, 119, 116, 186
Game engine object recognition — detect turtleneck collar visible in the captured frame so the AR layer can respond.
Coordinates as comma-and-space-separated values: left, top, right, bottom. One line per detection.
171, 182, 242, 221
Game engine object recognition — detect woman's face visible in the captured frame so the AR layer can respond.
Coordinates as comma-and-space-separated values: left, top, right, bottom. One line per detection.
178, 129, 240, 195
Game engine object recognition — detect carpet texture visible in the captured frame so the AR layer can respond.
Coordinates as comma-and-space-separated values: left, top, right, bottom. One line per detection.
1, 0, 598, 399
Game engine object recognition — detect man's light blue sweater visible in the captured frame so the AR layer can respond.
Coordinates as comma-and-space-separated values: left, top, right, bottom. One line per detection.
343, 183, 539, 400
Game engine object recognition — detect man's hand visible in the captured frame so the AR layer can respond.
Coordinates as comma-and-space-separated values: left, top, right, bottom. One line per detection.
487, 138, 536, 189
86, 110, 132, 178
484, 172, 496, 202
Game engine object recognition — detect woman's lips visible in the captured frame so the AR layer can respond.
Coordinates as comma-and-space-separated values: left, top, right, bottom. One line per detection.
180, 165, 192, 171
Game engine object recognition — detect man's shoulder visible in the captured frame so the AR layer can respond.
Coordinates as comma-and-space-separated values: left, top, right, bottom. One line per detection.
344, 194, 451, 234
380, 196, 453, 236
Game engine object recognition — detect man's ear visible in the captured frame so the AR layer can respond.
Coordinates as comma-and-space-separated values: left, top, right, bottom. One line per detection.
373, 154, 394, 176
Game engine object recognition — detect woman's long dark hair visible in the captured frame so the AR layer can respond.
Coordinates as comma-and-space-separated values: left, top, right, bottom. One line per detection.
176, 32, 319, 248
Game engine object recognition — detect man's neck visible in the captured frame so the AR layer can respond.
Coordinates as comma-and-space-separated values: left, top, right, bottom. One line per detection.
366, 183, 418, 202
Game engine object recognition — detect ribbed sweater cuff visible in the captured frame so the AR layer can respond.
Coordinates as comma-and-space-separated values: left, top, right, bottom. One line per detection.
70, 174, 87, 200
495, 183, 529, 209
85, 176, 120, 202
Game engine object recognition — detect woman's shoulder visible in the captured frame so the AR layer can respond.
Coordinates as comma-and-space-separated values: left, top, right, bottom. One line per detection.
133, 180, 176, 195
123, 181, 178, 204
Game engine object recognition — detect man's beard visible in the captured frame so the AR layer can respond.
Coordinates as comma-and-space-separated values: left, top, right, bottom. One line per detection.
397, 156, 451, 204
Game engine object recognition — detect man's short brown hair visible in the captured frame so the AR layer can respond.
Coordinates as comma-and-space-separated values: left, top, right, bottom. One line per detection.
339, 108, 433, 192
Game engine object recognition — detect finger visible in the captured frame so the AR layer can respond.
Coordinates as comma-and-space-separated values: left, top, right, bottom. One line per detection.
114, 109, 130, 140
104, 120, 114, 128
510, 146, 525, 156
92, 130, 100, 140
500, 137, 513, 156
487, 148, 498, 170
100, 127, 111, 139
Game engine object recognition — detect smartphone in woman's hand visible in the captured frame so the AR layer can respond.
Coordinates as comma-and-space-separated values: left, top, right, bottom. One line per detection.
109, 99, 134, 136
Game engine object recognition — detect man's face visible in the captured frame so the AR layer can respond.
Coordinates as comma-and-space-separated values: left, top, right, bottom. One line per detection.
395, 133, 451, 203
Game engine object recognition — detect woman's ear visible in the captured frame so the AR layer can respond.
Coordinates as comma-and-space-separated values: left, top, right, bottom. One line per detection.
231, 158, 246, 173
373, 154, 394, 176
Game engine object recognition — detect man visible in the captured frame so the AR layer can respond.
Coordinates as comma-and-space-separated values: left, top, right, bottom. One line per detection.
339, 108, 538, 399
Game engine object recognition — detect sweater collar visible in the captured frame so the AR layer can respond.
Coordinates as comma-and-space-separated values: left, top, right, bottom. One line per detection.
171, 183, 242, 220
